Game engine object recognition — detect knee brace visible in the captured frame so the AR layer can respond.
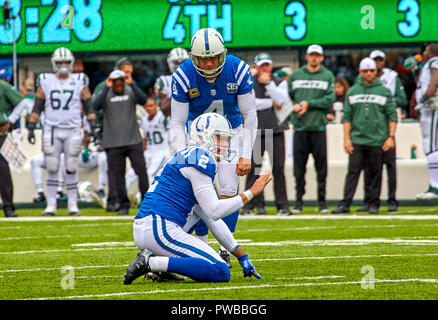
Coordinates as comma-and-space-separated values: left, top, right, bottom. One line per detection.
65, 137, 82, 173
42, 135, 55, 155
45, 156, 60, 173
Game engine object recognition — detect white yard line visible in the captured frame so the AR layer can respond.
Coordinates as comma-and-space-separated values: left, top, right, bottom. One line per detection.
0, 216, 135, 222
243, 238, 438, 246
2, 236, 438, 255
0, 226, 21, 230
0, 222, 131, 229
0, 247, 134, 255
1, 253, 437, 274
26, 278, 438, 300
251, 253, 438, 262
0, 234, 119, 241
71, 241, 135, 247
3, 214, 438, 222
275, 275, 345, 280
76, 275, 122, 279
0, 264, 127, 274
246, 224, 438, 232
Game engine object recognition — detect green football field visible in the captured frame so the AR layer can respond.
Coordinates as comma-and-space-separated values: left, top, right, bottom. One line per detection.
1, 206, 438, 300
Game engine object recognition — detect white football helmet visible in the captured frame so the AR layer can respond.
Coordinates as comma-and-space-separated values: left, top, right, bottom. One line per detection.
190, 28, 227, 78
189, 113, 235, 161
77, 181, 95, 202
167, 47, 190, 73
51, 47, 75, 76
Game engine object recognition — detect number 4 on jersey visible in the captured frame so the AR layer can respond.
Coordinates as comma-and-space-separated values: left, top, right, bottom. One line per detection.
204, 100, 224, 115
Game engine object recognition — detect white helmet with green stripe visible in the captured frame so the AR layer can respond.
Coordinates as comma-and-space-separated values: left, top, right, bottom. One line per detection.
51, 47, 75, 76
167, 47, 190, 73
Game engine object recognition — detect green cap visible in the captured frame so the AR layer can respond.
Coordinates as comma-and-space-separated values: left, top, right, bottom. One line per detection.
255, 52, 272, 66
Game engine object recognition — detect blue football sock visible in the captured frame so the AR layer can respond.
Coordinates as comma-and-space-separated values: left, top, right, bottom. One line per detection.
167, 257, 230, 282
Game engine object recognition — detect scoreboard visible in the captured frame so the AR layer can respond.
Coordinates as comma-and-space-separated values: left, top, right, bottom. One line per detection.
0, 0, 436, 55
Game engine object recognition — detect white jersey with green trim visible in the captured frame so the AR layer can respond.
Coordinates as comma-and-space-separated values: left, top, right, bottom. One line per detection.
154, 74, 172, 98
416, 56, 438, 106
380, 68, 398, 95
140, 110, 169, 154
37, 72, 89, 128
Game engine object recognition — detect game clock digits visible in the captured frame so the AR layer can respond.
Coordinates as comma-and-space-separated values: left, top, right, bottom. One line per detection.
0, 0, 436, 55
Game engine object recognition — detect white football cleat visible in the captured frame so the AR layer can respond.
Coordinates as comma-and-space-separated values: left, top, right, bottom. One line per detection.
68, 202, 81, 216
91, 189, 107, 209
42, 203, 57, 216
416, 187, 438, 200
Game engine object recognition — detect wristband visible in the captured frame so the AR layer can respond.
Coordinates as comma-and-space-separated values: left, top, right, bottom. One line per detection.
243, 190, 254, 201
27, 122, 36, 131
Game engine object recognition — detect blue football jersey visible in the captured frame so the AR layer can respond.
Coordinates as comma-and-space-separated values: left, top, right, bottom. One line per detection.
171, 54, 254, 130
135, 146, 217, 228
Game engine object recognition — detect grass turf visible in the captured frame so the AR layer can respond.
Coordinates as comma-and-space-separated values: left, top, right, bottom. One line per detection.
1, 206, 438, 300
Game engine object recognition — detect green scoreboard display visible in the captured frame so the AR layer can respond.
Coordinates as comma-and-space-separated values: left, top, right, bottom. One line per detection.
0, 0, 436, 55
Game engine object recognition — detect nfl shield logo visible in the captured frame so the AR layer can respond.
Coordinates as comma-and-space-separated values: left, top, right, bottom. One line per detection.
211, 89, 216, 96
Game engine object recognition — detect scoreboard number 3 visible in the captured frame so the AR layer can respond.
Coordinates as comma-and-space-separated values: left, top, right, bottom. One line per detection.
397, 0, 420, 37
284, 1, 306, 41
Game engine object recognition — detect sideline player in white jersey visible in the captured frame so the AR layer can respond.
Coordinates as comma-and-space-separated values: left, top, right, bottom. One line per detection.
27, 107, 67, 203
30, 152, 66, 203
27, 47, 97, 216
79, 117, 108, 208
124, 113, 270, 284
414, 43, 438, 199
154, 47, 190, 117
125, 97, 170, 204
169, 28, 258, 267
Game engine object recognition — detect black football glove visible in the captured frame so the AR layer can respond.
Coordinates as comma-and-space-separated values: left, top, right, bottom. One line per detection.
88, 119, 98, 141
27, 122, 36, 144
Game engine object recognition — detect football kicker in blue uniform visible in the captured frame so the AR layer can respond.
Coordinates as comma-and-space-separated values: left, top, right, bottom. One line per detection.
124, 113, 271, 284
169, 28, 258, 266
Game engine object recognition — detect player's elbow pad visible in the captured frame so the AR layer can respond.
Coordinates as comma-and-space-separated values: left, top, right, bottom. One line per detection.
81, 98, 94, 115
32, 98, 45, 115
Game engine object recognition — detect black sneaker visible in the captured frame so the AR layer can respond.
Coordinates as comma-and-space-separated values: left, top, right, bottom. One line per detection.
290, 205, 302, 214
387, 200, 398, 212
277, 208, 291, 215
33, 192, 46, 203
219, 248, 232, 268
241, 208, 254, 215
4, 207, 18, 218
146, 272, 185, 282
256, 207, 267, 215
123, 249, 153, 285
106, 203, 120, 212
332, 205, 350, 214
319, 202, 330, 214
356, 205, 369, 212
368, 205, 379, 214
117, 208, 129, 215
